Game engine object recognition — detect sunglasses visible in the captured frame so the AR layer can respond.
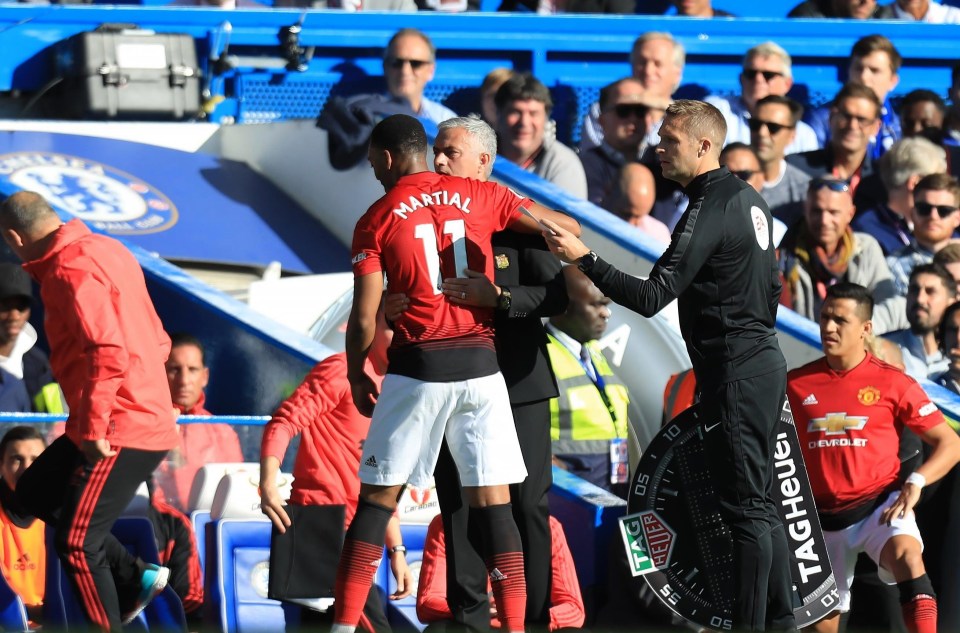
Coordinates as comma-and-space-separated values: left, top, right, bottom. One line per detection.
742, 68, 784, 82
748, 118, 794, 135
610, 103, 650, 119
732, 169, 757, 182
808, 177, 850, 194
386, 57, 431, 71
915, 201, 960, 218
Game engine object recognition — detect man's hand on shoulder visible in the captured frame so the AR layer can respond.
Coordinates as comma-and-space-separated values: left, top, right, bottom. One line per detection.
81, 438, 117, 463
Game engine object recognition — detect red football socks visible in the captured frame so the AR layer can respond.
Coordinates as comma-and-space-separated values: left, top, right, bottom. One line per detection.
901, 594, 937, 633
474, 503, 527, 633
332, 498, 392, 629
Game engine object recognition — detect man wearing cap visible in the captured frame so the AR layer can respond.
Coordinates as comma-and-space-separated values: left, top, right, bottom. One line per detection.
0, 262, 60, 412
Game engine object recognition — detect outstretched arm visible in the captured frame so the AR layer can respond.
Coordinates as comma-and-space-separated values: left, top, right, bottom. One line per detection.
541, 202, 718, 318
509, 200, 582, 237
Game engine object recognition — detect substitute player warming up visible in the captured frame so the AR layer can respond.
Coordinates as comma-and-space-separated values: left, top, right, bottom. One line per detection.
787, 282, 960, 633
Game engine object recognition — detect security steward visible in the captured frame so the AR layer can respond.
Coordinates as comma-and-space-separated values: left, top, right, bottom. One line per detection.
546, 266, 631, 498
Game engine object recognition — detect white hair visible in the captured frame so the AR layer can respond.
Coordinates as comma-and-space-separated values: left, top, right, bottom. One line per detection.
438, 115, 498, 178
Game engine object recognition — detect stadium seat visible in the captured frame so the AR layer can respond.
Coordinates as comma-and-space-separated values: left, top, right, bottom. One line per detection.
191, 510, 213, 574
209, 470, 293, 521
43, 518, 188, 632
212, 518, 283, 633
188, 463, 261, 514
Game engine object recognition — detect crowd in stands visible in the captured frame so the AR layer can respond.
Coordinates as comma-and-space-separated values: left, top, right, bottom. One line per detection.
168, 0, 960, 21
5, 11, 960, 631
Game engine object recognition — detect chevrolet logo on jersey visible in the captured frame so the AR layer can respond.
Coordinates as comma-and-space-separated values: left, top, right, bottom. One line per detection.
809, 412, 868, 435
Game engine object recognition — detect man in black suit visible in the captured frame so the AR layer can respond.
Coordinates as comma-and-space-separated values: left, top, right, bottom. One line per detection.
387, 114, 570, 630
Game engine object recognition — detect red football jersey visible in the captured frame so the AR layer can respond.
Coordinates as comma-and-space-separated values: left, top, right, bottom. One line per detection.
787, 353, 944, 514
352, 171, 524, 379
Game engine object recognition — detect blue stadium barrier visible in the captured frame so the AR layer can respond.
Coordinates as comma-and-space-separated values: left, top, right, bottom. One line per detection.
548, 466, 627, 615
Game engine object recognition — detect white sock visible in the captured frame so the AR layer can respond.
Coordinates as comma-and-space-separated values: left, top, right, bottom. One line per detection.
330, 624, 356, 633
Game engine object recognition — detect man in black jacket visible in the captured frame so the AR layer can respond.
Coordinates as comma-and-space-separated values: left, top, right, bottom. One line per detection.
0, 262, 61, 412
543, 100, 795, 632
388, 114, 569, 630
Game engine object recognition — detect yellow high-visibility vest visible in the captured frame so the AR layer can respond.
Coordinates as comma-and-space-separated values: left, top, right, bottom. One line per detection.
547, 334, 629, 456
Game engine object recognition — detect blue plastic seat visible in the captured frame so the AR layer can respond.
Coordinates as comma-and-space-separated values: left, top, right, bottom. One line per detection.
190, 510, 212, 575
43, 518, 188, 631
213, 518, 284, 633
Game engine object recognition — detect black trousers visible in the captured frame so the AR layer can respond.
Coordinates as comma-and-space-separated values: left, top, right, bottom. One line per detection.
17, 434, 167, 632
700, 368, 795, 632
434, 398, 553, 631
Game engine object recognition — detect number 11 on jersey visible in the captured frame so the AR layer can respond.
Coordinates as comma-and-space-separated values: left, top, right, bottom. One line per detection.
415, 219, 469, 293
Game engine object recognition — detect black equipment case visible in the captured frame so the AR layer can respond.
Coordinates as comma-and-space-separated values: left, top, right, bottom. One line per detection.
56, 26, 201, 120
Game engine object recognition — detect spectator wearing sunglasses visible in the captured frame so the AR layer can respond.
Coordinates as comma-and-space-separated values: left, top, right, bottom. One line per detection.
579, 32, 683, 153
705, 42, 820, 156
779, 175, 907, 334
382, 29, 456, 124
496, 72, 588, 199
854, 138, 947, 258
720, 142, 765, 192
887, 174, 960, 296
788, 82, 887, 213
581, 78, 667, 211
805, 35, 902, 160
722, 143, 789, 247
750, 95, 813, 231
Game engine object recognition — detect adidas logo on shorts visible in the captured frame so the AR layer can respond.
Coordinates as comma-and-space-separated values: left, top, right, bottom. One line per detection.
802, 394, 818, 406
489, 568, 507, 582
365, 455, 378, 468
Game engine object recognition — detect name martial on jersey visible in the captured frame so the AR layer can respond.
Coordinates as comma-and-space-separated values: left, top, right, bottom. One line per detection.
391, 189, 473, 219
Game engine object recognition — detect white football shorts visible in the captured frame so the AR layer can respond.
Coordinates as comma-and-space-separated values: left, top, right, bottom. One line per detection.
823, 491, 924, 612
358, 372, 527, 489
